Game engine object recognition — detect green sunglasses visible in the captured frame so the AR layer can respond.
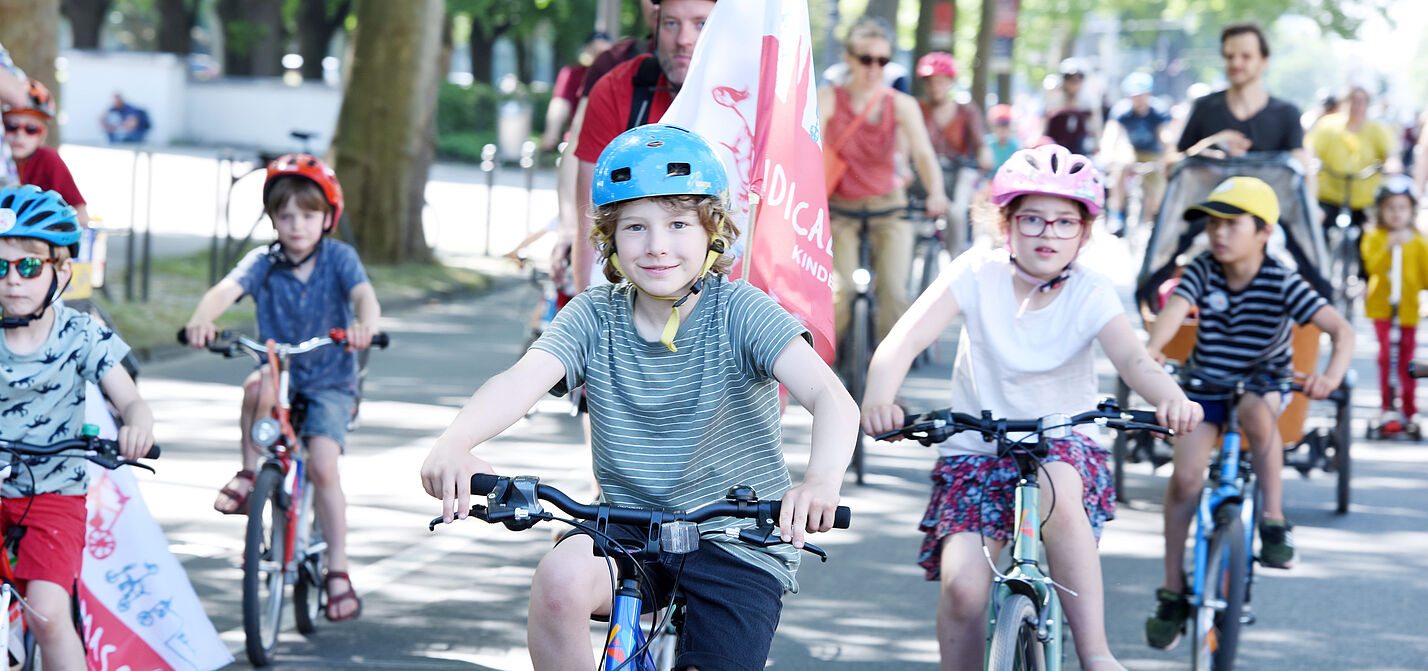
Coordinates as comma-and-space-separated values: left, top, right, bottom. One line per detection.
0, 257, 57, 279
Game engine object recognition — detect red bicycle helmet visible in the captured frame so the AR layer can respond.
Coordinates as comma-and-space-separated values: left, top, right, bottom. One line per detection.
2, 80, 55, 120
264, 154, 344, 231
915, 51, 957, 79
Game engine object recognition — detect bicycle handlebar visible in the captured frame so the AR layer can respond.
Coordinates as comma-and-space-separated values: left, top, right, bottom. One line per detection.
1169, 364, 1349, 404
872, 399, 1170, 447
177, 328, 390, 357
0, 435, 160, 471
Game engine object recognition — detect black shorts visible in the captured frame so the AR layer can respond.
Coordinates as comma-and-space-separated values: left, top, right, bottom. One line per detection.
560, 530, 784, 671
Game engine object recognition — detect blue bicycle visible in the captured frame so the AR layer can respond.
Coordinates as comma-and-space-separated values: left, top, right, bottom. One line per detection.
1173, 367, 1346, 670
431, 474, 850, 670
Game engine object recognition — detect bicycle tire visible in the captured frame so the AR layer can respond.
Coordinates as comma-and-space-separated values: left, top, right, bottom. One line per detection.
243, 466, 289, 667
1333, 402, 1351, 514
849, 296, 872, 485
1191, 513, 1247, 671
987, 593, 1046, 671
292, 489, 324, 635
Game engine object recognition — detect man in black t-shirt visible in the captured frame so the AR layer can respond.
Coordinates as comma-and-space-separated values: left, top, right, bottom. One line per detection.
1177, 23, 1306, 161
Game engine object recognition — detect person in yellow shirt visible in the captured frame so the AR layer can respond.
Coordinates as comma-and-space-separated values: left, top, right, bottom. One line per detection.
1361, 175, 1424, 434
1308, 84, 1398, 229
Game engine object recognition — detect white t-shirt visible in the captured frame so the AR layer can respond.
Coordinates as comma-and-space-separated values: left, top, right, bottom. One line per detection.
942, 248, 1124, 457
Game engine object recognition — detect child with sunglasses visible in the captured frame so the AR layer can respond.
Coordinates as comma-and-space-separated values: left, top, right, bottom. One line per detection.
183, 153, 379, 623
0, 185, 154, 671
860, 145, 1201, 671
2, 80, 88, 227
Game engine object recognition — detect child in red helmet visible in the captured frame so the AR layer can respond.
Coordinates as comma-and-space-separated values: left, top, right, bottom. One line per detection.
3, 80, 89, 226
183, 154, 381, 622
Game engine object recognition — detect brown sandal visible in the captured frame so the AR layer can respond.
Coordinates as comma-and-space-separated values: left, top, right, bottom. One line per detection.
214, 469, 255, 515
324, 571, 362, 622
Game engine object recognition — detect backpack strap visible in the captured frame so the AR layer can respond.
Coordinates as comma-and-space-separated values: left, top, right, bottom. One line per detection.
626, 55, 664, 130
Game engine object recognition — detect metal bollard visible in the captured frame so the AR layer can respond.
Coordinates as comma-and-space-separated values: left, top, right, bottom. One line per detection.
521, 140, 536, 237
481, 143, 497, 256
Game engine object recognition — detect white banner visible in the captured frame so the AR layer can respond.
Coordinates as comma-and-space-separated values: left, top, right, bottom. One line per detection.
81, 383, 232, 671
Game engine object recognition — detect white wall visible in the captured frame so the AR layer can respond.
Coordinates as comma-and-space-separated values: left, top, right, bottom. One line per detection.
56, 50, 341, 154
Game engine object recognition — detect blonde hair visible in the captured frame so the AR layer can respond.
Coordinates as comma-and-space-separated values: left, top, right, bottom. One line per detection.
591, 195, 740, 284
5, 235, 72, 261
845, 16, 893, 51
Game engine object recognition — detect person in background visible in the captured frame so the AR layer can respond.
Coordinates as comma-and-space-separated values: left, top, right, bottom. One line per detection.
100, 93, 149, 144
538, 32, 612, 154
3, 80, 90, 227
1102, 71, 1172, 233
1043, 58, 1100, 156
985, 104, 1021, 174
914, 51, 990, 252
0, 40, 28, 188
1306, 83, 1398, 234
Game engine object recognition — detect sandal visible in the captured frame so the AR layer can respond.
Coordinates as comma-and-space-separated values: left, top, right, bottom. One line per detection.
324, 571, 362, 622
214, 469, 255, 515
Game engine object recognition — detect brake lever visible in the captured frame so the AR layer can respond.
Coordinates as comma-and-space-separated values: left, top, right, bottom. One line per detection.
116, 458, 156, 473
427, 504, 491, 531
734, 526, 831, 562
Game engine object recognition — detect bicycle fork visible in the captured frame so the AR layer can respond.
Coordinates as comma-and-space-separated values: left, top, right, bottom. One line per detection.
987, 478, 1065, 668
604, 580, 657, 671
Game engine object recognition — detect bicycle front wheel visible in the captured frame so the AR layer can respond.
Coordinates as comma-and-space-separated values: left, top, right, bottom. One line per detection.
987, 593, 1046, 671
1191, 513, 1248, 671
293, 487, 325, 635
243, 466, 289, 667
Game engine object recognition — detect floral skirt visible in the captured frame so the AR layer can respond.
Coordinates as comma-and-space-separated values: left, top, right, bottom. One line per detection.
917, 433, 1116, 581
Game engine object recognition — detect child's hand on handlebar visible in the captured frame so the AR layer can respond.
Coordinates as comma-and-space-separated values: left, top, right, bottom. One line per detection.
1301, 372, 1340, 400
183, 322, 218, 348
1156, 398, 1203, 436
345, 321, 377, 351
860, 403, 906, 440
116, 421, 155, 461
420, 445, 495, 524
778, 478, 842, 549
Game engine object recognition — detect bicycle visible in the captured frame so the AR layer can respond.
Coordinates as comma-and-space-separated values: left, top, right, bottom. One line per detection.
1320, 163, 1381, 322
873, 399, 1168, 670
430, 473, 850, 670
179, 327, 388, 666
0, 428, 160, 671
828, 204, 906, 486
1167, 366, 1347, 670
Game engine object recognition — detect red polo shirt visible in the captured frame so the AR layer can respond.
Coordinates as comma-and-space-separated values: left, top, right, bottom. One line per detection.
575, 54, 674, 164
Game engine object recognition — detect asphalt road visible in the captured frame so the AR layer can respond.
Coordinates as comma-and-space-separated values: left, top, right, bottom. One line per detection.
129, 234, 1428, 670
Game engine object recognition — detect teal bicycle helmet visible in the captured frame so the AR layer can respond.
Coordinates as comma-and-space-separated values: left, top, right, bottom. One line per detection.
0, 185, 80, 256
591, 124, 729, 207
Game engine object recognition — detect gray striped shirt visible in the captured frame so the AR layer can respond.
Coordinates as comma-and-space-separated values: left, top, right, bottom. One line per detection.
532, 276, 810, 591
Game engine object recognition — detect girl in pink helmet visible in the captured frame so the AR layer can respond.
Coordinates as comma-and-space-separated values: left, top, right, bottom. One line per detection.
861, 144, 1202, 670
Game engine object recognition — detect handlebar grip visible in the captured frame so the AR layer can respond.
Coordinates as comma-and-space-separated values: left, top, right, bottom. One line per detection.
371, 332, 391, 349
175, 328, 188, 345
765, 503, 852, 529
470, 473, 501, 496
1123, 409, 1159, 425
144, 444, 161, 459
1412, 360, 1428, 379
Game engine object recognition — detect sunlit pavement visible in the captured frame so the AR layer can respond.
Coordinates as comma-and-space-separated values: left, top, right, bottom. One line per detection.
111, 146, 1428, 668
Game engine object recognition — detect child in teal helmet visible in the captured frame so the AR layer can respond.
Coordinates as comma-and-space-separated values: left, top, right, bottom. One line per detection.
422, 124, 857, 670
0, 185, 154, 670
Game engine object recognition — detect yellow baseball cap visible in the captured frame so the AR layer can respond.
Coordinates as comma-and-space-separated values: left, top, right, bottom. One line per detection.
1183, 176, 1280, 226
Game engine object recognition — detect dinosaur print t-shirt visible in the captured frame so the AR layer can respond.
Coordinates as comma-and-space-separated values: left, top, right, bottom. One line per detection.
0, 306, 129, 498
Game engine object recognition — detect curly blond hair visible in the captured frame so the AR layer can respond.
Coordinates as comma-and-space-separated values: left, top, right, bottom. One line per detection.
591, 195, 740, 284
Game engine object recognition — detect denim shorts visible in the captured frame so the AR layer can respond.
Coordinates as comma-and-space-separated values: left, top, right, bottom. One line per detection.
293, 388, 357, 447
1187, 373, 1291, 426
559, 530, 784, 671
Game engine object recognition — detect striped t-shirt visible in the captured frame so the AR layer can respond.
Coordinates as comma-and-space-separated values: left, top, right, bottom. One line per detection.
1173, 252, 1327, 380
531, 275, 811, 591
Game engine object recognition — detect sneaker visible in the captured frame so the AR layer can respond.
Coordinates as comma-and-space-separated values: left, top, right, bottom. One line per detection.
1144, 588, 1189, 650
1259, 519, 1295, 568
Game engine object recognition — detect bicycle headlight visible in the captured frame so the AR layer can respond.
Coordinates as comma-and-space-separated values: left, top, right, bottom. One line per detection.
851, 268, 872, 293
1039, 413, 1071, 440
250, 417, 282, 448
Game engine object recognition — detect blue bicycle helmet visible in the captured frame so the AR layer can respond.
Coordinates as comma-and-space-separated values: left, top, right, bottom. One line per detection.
0, 185, 80, 256
1122, 71, 1153, 97
591, 124, 729, 207
1376, 173, 1419, 207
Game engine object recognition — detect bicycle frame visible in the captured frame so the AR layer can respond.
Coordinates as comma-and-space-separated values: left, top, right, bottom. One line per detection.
986, 453, 1066, 669
262, 340, 323, 580
1189, 415, 1255, 618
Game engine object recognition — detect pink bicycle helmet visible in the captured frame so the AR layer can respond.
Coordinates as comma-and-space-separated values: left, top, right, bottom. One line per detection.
915, 51, 957, 79
989, 144, 1105, 216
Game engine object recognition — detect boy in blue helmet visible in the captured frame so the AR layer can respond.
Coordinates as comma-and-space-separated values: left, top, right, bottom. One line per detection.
422, 124, 857, 671
0, 185, 154, 670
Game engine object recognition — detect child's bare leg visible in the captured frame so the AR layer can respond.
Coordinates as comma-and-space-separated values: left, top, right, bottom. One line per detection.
1162, 421, 1217, 592
26, 579, 85, 671
936, 532, 1001, 671
1240, 392, 1284, 520
1038, 461, 1118, 667
215, 368, 274, 512
306, 435, 357, 618
528, 535, 615, 670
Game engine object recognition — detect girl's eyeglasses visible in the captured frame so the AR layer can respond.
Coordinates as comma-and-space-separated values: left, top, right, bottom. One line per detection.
0, 257, 56, 279
1013, 214, 1085, 240
853, 53, 891, 67
2, 120, 42, 136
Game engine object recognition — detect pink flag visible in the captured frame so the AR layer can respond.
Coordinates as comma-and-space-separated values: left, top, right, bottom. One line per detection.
664, 0, 836, 361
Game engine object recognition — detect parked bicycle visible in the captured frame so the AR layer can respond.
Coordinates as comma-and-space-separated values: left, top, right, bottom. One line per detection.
179, 327, 387, 666
431, 473, 850, 671
1, 430, 159, 671
874, 399, 1168, 670
829, 203, 907, 485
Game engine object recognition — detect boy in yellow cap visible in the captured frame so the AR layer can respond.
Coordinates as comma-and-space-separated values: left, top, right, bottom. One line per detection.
1141, 176, 1354, 650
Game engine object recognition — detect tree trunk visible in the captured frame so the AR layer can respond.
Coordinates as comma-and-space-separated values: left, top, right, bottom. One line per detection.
972, 0, 995, 111
60, 0, 108, 49
469, 22, 493, 85
218, 0, 284, 77
0, 0, 61, 145
296, 0, 351, 81
156, 0, 196, 55
331, 0, 444, 263
863, 0, 900, 34
401, 12, 453, 264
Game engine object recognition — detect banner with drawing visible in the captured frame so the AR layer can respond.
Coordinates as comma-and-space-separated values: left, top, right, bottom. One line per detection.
664, 0, 837, 361
80, 382, 232, 671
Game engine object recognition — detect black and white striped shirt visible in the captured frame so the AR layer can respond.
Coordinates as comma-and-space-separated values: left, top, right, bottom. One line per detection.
1174, 253, 1327, 380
